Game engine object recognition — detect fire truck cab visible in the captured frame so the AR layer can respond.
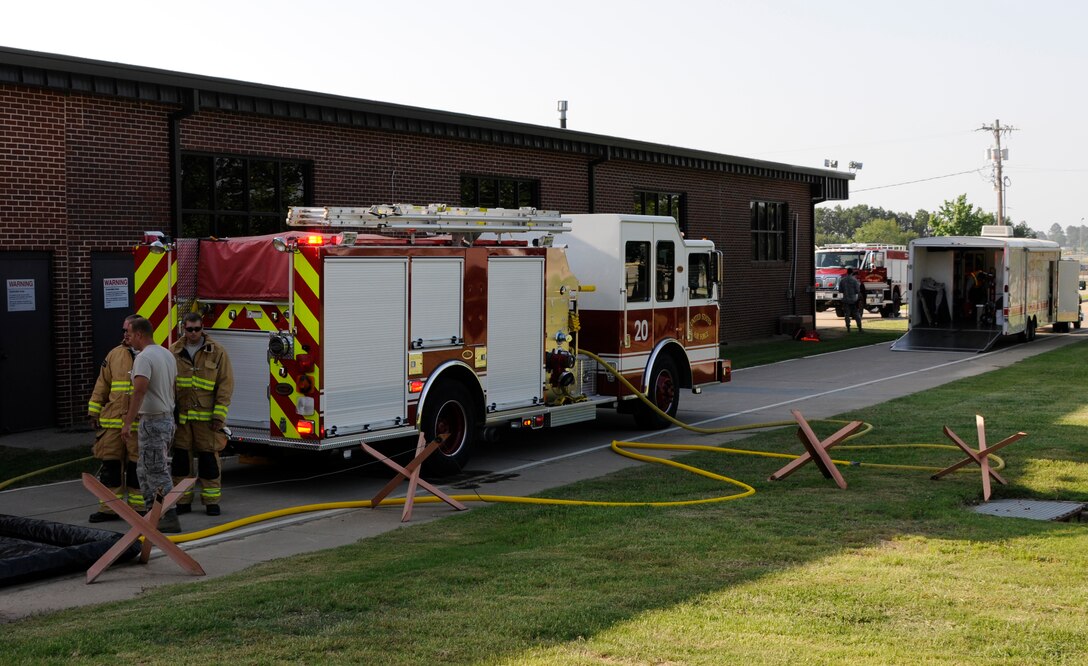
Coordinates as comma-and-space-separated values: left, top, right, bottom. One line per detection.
133, 205, 728, 474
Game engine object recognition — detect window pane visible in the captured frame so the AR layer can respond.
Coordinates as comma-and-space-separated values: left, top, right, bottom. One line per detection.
517, 182, 534, 208
215, 157, 245, 211
249, 161, 277, 212
460, 177, 477, 206
658, 194, 671, 219
181, 155, 212, 209
182, 214, 212, 238
499, 179, 516, 208
633, 192, 644, 214
656, 241, 675, 301
216, 215, 247, 238
478, 179, 497, 207
250, 215, 282, 236
281, 162, 305, 207
625, 241, 650, 302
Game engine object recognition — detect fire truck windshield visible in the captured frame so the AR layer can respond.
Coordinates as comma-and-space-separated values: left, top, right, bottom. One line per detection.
815, 252, 864, 269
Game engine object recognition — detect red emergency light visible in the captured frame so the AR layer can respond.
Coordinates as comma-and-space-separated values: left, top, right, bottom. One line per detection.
302, 235, 325, 246
296, 419, 315, 435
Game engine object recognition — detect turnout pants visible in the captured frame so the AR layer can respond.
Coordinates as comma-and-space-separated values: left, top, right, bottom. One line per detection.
92, 427, 145, 514
172, 420, 225, 507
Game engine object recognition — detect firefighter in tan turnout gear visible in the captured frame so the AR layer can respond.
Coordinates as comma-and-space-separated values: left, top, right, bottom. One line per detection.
171, 312, 234, 516
86, 314, 144, 522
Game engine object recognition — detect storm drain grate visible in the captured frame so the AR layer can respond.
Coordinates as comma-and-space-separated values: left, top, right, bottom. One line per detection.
973, 499, 1085, 522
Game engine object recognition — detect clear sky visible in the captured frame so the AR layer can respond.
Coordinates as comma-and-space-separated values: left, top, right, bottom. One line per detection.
5, 0, 1086, 234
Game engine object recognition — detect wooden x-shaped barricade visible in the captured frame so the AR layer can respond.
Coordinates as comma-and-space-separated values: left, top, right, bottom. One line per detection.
932, 414, 1026, 501
768, 410, 863, 489
361, 432, 467, 522
81, 473, 205, 583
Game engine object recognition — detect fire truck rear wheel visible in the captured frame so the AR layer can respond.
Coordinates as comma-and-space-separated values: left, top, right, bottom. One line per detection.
882, 291, 902, 318
633, 356, 680, 429
421, 381, 477, 477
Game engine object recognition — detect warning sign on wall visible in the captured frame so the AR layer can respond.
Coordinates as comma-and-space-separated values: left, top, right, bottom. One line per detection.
103, 277, 130, 310
6, 279, 35, 312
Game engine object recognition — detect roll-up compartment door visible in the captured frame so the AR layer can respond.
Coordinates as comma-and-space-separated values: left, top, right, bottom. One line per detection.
324, 258, 408, 431
410, 258, 463, 348
486, 257, 544, 409
210, 330, 270, 428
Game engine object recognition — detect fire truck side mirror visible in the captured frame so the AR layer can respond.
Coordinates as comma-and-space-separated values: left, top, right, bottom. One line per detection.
711, 251, 723, 287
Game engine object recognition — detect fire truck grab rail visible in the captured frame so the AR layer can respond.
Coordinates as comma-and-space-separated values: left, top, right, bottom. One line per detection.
287, 204, 572, 234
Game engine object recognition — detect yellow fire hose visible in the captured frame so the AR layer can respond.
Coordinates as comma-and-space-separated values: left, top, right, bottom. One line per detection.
1, 350, 1002, 544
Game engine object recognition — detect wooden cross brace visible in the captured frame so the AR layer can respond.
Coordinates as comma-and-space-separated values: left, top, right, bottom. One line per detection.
361, 432, 467, 522
932, 414, 1026, 501
81, 473, 205, 584
768, 410, 864, 489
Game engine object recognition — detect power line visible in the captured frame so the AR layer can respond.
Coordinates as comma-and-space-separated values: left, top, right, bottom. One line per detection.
852, 168, 984, 192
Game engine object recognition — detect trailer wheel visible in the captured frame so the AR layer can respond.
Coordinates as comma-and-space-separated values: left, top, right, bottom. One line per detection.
1020, 318, 1037, 343
420, 381, 477, 477
633, 356, 680, 429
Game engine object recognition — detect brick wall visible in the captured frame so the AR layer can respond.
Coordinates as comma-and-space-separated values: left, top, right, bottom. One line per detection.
2, 86, 817, 428
1, 86, 172, 428
179, 112, 590, 211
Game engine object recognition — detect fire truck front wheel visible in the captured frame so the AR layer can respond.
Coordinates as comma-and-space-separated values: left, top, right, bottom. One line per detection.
633, 356, 680, 429
421, 381, 478, 477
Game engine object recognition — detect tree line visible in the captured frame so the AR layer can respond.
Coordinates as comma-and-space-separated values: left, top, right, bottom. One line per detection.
816, 194, 1036, 246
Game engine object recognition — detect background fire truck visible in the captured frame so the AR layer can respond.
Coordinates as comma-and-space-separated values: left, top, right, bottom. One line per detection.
134, 205, 728, 475
814, 243, 907, 318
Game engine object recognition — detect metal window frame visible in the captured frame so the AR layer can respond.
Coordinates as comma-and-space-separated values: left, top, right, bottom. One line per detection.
179, 151, 313, 237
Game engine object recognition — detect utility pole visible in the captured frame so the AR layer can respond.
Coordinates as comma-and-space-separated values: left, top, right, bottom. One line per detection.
978, 119, 1016, 225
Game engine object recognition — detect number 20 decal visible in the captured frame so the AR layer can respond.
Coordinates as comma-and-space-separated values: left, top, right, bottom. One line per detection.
633, 319, 649, 341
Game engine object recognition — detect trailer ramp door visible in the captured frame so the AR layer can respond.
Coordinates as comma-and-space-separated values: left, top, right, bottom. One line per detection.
891, 328, 1002, 353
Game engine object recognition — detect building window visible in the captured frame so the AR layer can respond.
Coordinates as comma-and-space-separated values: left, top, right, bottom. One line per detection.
460, 175, 539, 208
634, 190, 685, 232
180, 153, 312, 238
750, 201, 789, 261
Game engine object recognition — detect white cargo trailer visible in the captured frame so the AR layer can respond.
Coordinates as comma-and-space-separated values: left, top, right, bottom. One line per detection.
892, 226, 1080, 352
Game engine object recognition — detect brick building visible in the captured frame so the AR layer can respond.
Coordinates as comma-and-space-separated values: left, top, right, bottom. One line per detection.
0, 46, 851, 432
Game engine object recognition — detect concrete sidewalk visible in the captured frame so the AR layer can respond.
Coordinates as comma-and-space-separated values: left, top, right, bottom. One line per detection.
0, 427, 91, 452
2, 328, 1084, 622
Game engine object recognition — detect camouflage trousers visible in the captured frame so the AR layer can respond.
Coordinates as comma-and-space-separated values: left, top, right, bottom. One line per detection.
137, 416, 176, 509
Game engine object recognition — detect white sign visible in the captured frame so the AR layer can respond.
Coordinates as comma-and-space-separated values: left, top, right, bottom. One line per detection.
6, 279, 35, 312
103, 277, 130, 310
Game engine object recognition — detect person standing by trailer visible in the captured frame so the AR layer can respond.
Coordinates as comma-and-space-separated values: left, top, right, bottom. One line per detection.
171, 312, 234, 516
838, 267, 864, 332
121, 316, 181, 533
86, 314, 144, 522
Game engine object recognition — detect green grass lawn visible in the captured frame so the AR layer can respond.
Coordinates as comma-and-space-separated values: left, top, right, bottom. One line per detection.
3, 340, 1087, 664
726, 315, 908, 369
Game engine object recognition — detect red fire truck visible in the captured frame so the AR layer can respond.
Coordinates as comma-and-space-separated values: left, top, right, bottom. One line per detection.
134, 205, 729, 474
814, 243, 908, 318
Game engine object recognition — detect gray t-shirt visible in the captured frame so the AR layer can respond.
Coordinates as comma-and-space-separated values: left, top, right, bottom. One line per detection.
132, 343, 177, 415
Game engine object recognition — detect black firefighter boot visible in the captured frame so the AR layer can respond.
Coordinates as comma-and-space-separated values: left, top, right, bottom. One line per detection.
157, 508, 182, 533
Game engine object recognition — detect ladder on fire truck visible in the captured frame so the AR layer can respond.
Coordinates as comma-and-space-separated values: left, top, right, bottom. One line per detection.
287, 204, 571, 235
818, 243, 906, 251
